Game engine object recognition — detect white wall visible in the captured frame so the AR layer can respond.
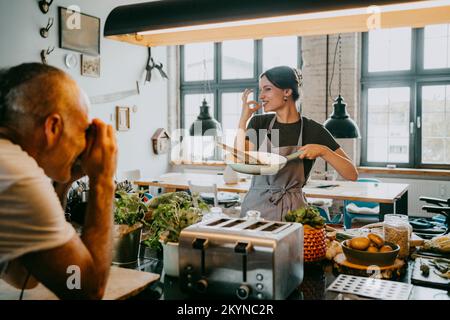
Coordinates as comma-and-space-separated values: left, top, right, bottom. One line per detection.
0, 0, 170, 179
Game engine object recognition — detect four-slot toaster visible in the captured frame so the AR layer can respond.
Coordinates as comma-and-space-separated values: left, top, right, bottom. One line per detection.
178, 217, 304, 300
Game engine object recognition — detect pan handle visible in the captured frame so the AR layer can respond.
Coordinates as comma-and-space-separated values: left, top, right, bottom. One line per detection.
285, 150, 303, 162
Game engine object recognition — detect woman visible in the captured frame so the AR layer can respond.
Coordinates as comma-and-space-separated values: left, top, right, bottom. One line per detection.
236, 66, 358, 221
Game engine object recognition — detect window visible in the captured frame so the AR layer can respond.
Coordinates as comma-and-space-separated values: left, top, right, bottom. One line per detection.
361, 25, 450, 169
180, 36, 301, 161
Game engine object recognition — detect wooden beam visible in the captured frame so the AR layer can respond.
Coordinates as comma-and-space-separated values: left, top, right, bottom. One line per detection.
106, 5, 450, 47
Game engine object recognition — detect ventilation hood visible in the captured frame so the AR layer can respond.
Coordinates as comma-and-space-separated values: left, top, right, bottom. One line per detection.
104, 0, 450, 47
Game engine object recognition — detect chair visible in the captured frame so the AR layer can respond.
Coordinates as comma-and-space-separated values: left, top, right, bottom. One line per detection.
418, 196, 450, 236
118, 169, 142, 192
343, 178, 381, 229
119, 169, 141, 181
188, 180, 218, 207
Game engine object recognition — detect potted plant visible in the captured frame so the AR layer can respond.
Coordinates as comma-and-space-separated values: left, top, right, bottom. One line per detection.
112, 189, 149, 265
285, 206, 327, 263
143, 191, 206, 276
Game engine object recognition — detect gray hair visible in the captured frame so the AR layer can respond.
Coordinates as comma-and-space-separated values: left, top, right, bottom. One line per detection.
0, 63, 67, 131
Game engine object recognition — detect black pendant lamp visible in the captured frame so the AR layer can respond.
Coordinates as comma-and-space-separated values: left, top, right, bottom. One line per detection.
104, 0, 416, 47
189, 98, 222, 136
324, 34, 360, 139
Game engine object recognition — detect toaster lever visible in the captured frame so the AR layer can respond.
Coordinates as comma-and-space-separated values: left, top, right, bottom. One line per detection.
235, 242, 252, 283
234, 242, 250, 254
192, 238, 209, 250
192, 238, 208, 279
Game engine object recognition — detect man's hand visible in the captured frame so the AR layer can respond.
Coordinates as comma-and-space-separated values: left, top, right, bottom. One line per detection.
80, 119, 117, 184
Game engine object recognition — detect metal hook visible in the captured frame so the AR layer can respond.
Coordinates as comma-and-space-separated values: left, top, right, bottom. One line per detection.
38, 0, 54, 14
39, 17, 54, 38
40, 46, 55, 65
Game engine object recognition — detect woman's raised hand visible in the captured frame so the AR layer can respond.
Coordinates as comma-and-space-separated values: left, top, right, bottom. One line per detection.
240, 89, 261, 122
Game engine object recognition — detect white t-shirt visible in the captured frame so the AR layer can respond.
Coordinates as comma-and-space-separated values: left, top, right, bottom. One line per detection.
0, 139, 75, 276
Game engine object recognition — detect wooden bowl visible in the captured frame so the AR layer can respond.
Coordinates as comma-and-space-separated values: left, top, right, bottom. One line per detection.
341, 240, 400, 267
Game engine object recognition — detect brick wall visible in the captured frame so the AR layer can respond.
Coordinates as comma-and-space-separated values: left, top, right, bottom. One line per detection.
301, 33, 361, 176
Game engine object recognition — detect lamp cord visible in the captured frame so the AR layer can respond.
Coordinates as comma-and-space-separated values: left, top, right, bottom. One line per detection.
202, 59, 212, 99
328, 34, 341, 104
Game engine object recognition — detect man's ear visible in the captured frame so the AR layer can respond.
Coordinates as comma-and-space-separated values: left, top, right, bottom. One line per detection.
43, 113, 64, 149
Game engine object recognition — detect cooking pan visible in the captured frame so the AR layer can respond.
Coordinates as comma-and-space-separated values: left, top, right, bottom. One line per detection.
225, 150, 303, 175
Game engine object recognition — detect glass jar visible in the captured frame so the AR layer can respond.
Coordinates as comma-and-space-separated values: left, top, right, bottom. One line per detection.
383, 214, 412, 259
246, 210, 261, 221
202, 206, 224, 221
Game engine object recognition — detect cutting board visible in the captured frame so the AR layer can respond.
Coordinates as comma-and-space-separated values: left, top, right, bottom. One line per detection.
411, 257, 450, 290
0, 266, 159, 300
333, 253, 406, 280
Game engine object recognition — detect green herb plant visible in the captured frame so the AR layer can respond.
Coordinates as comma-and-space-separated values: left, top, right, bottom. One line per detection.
284, 206, 326, 229
144, 191, 207, 249
114, 190, 149, 226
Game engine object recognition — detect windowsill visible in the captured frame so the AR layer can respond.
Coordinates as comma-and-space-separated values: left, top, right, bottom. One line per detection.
170, 162, 450, 177
357, 166, 450, 177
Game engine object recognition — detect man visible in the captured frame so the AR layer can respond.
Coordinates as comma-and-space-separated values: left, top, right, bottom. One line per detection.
0, 63, 117, 299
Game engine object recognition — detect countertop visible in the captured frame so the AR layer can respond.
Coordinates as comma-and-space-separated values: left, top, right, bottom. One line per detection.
0, 266, 160, 300
128, 246, 450, 301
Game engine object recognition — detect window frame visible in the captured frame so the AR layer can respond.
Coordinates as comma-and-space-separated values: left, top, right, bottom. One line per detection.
180, 38, 303, 131
361, 28, 450, 169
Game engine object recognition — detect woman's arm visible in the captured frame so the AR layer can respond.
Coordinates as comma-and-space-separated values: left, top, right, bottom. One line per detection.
299, 144, 358, 181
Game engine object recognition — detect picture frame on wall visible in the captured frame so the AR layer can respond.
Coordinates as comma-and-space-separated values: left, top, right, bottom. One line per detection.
116, 106, 131, 131
81, 54, 100, 77
59, 7, 100, 55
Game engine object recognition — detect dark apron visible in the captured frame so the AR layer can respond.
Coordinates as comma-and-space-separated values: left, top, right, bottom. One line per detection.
241, 114, 308, 221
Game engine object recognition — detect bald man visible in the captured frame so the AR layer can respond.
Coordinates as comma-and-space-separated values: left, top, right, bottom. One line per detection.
0, 63, 117, 299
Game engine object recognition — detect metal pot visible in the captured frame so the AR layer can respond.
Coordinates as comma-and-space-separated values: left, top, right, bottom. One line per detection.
112, 224, 143, 265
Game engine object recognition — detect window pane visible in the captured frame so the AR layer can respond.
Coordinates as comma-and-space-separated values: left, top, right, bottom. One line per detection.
222, 40, 254, 79
220, 91, 254, 139
367, 87, 410, 163
421, 85, 450, 164
368, 28, 411, 72
424, 24, 450, 69
184, 42, 214, 81
182, 93, 216, 161
263, 36, 298, 71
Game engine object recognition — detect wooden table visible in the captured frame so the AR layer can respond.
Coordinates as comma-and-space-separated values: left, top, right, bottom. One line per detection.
0, 266, 159, 300
135, 173, 409, 217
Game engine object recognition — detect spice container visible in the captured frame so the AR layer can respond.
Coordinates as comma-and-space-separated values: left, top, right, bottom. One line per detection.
383, 214, 412, 259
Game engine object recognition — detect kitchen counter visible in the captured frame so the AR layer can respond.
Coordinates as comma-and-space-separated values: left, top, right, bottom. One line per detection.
0, 266, 160, 300
129, 246, 450, 301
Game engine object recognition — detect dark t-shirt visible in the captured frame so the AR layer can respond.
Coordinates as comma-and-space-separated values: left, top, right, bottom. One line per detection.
246, 114, 340, 179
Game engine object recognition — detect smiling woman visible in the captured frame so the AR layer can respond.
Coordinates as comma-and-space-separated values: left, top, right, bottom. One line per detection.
235, 66, 358, 221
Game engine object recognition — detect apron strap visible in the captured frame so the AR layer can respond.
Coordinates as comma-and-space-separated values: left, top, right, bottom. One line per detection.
297, 116, 304, 147
266, 114, 304, 149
